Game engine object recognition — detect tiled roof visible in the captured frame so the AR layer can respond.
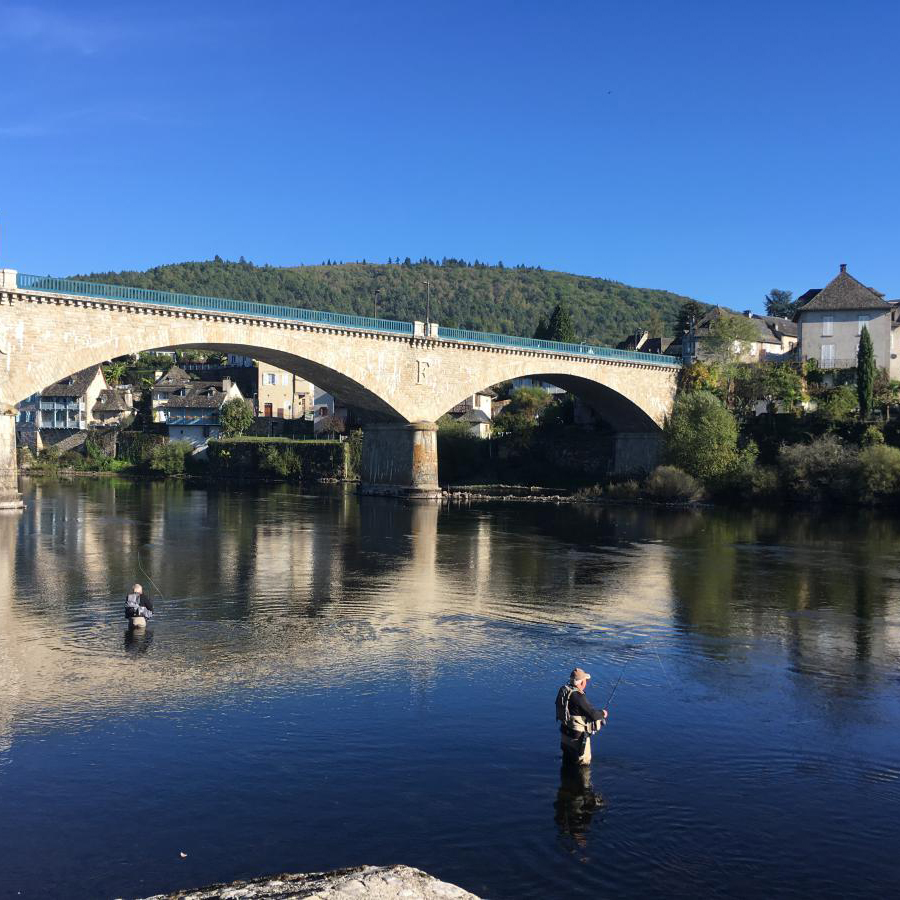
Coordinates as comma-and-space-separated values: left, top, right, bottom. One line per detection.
155, 366, 192, 386
41, 365, 104, 398
93, 389, 132, 412
795, 269, 889, 315
166, 385, 228, 410
462, 409, 492, 425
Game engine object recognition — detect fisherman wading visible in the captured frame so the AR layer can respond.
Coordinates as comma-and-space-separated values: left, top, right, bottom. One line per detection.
125, 583, 153, 629
556, 667, 608, 765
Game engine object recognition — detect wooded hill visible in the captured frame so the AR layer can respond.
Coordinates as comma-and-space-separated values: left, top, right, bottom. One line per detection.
73, 258, 701, 346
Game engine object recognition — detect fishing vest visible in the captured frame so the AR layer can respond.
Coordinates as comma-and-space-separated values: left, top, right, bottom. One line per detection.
555, 684, 600, 735
125, 593, 150, 618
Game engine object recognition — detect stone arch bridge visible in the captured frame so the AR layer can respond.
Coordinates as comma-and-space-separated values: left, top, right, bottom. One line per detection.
0, 269, 679, 506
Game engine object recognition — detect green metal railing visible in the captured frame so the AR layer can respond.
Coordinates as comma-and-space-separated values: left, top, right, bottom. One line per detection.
15, 272, 680, 367
16, 273, 414, 336
437, 326, 680, 366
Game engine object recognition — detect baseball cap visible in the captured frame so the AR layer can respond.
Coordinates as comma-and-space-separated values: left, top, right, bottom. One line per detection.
570, 667, 591, 683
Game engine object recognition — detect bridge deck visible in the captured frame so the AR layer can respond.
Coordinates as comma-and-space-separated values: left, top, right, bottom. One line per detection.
15, 273, 680, 368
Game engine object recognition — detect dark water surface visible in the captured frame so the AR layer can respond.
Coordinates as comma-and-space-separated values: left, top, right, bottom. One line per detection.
1, 479, 899, 899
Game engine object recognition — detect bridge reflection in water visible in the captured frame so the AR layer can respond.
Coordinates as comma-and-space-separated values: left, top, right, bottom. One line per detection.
2, 482, 900, 899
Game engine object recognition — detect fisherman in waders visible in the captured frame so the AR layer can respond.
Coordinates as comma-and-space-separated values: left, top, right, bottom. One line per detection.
125, 583, 153, 627
556, 667, 608, 765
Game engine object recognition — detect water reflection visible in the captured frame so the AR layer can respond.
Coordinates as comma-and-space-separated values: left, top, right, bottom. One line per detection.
554, 761, 604, 851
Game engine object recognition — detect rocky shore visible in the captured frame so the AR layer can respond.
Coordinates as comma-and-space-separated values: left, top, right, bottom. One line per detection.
137, 864, 481, 900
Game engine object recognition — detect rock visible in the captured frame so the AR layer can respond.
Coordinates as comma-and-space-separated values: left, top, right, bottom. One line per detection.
138, 865, 481, 900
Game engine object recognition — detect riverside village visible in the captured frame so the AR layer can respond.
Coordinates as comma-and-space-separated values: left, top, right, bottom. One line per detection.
2, 4, 899, 900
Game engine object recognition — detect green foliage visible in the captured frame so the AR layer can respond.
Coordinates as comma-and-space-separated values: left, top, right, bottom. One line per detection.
546, 301, 575, 342
644, 466, 703, 503
764, 289, 795, 318
260, 443, 303, 478
676, 300, 706, 335
604, 480, 641, 500
857, 325, 876, 419
817, 385, 857, 423
103, 360, 127, 386
861, 425, 885, 447
207, 437, 347, 481
73, 258, 699, 346
220, 397, 255, 437
857, 444, 900, 500
678, 361, 722, 396
732, 362, 805, 417
147, 441, 193, 476
494, 387, 554, 439
873, 370, 900, 420
778, 435, 859, 503
346, 429, 363, 480
664, 391, 740, 480
437, 414, 475, 438
706, 313, 761, 365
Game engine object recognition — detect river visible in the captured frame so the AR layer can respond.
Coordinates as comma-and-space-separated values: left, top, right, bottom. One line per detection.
1, 479, 898, 899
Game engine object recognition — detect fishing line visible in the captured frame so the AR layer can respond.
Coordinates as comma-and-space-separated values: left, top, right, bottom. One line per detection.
606, 655, 631, 707
137, 550, 165, 602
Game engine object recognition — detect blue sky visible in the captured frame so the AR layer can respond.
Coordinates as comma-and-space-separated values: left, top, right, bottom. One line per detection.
2, 0, 899, 311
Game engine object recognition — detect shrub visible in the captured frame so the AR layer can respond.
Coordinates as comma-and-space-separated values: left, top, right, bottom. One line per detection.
574, 484, 604, 500
644, 466, 703, 503
664, 390, 739, 480
260, 443, 302, 478
604, 480, 641, 500
220, 397, 255, 437
17, 445, 36, 469
861, 425, 885, 447
778, 435, 859, 503
147, 441, 193, 476
857, 444, 900, 501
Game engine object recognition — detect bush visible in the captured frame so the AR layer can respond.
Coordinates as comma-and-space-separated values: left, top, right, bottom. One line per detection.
664, 390, 739, 480
260, 443, 302, 478
857, 444, 900, 501
604, 480, 641, 500
778, 435, 859, 503
220, 397, 255, 437
644, 466, 703, 503
147, 441, 193, 476
861, 425, 885, 447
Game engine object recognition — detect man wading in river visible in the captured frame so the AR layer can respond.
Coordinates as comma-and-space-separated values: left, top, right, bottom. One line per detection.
556, 668, 608, 765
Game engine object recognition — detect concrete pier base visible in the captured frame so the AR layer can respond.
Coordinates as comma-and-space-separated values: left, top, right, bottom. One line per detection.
0, 414, 24, 511
611, 431, 663, 476
360, 421, 441, 499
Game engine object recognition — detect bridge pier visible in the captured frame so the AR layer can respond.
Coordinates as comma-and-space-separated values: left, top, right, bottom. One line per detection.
610, 432, 663, 476
360, 422, 441, 500
0, 414, 24, 511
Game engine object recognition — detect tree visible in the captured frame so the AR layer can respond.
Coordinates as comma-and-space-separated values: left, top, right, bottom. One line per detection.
764, 289, 795, 318
547, 302, 575, 343
857, 325, 875, 419
220, 398, 255, 437
645, 309, 664, 339
664, 390, 740, 480
676, 300, 705, 335
533, 315, 550, 340
103, 360, 128, 386
706, 313, 760, 366
873, 369, 900, 421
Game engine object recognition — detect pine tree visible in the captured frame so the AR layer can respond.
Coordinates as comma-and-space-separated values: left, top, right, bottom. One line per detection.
547, 302, 575, 343
533, 316, 550, 340
857, 325, 875, 419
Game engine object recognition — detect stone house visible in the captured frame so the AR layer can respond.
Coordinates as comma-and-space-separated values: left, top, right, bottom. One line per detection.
151, 367, 245, 446
674, 307, 797, 363
258, 362, 315, 419
16, 364, 107, 431
616, 331, 679, 355
92, 387, 134, 426
447, 391, 494, 438
794, 265, 900, 376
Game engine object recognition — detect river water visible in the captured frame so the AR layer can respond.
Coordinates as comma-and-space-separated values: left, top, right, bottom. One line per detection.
1, 479, 899, 899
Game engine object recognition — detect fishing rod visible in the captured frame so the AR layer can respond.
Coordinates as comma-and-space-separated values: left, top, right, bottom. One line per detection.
137, 549, 165, 603
606, 655, 631, 708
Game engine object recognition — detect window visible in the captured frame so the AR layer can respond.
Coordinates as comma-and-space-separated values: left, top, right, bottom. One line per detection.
282, 374, 290, 386
821, 344, 835, 368
822, 316, 834, 337
263, 373, 276, 385
858, 315, 869, 336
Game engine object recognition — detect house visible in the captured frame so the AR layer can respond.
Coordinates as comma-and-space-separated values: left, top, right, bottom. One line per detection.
794, 264, 899, 376
92, 387, 134, 426
151, 367, 245, 446
674, 307, 797, 363
159, 380, 245, 446
616, 331, 678, 355
448, 391, 494, 438
16, 365, 107, 431
257, 362, 315, 419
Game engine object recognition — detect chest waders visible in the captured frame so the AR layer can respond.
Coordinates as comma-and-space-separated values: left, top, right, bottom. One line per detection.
556, 684, 600, 765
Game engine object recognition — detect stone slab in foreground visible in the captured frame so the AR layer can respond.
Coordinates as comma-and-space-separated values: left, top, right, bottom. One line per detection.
137, 864, 482, 900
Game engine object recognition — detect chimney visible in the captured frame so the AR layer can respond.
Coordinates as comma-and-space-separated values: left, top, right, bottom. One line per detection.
222, 378, 233, 392
154, 370, 162, 381
840, 263, 847, 273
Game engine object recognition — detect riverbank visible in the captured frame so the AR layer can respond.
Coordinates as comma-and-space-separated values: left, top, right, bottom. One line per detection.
138, 865, 480, 899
